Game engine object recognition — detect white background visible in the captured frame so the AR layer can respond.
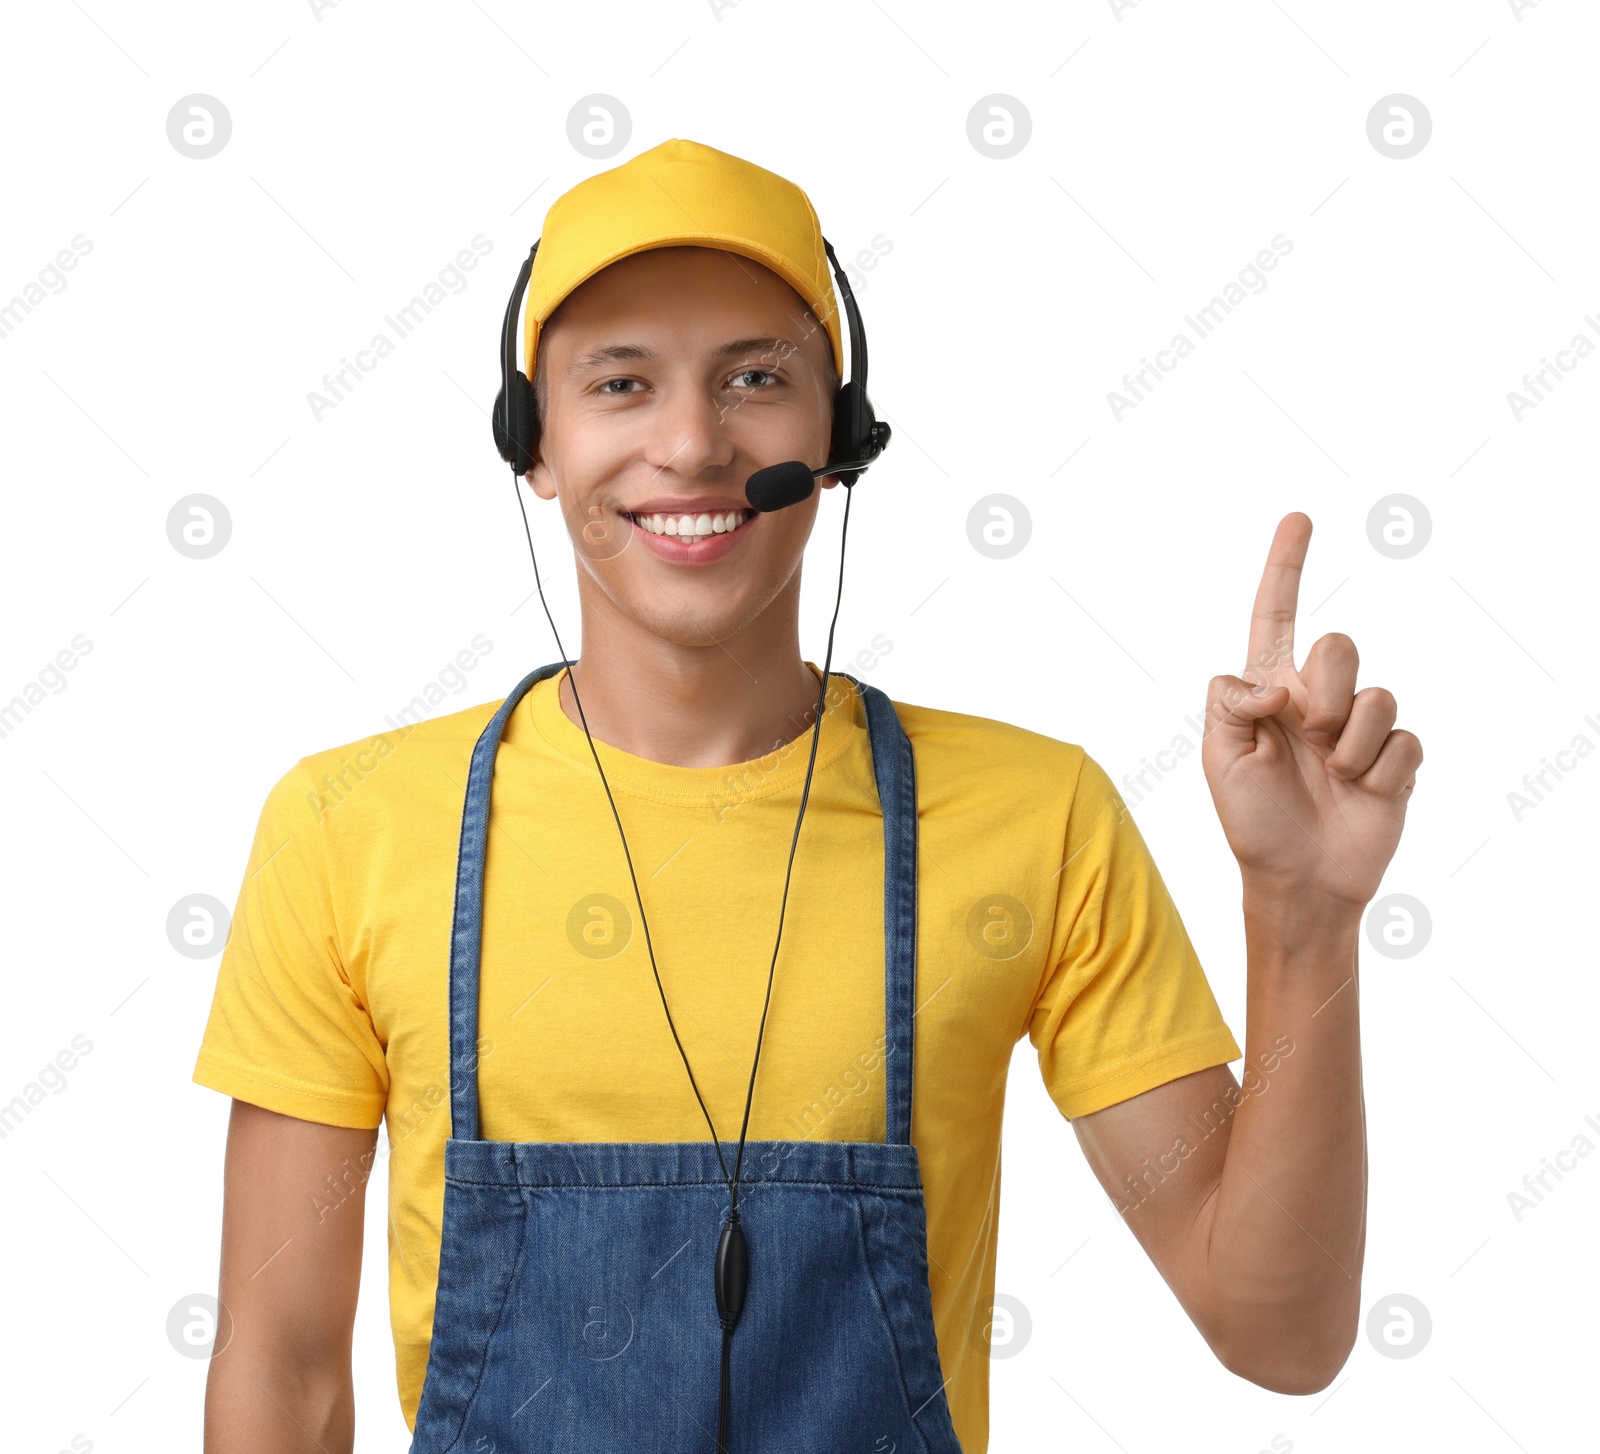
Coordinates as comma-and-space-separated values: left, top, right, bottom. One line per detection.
1, 2, 1594, 1451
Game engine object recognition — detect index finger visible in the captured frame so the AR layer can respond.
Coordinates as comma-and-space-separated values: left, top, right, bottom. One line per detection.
1244, 512, 1312, 680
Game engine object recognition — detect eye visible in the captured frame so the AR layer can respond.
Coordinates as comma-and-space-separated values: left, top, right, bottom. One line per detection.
595, 377, 642, 396
730, 368, 779, 390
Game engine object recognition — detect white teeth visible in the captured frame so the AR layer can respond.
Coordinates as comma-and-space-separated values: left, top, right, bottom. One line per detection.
633, 509, 749, 544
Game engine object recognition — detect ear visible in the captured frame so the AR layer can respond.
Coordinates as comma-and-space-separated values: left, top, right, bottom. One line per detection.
526, 454, 557, 501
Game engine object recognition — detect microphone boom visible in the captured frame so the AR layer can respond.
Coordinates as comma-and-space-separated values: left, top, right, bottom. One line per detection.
744, 458, 878, 513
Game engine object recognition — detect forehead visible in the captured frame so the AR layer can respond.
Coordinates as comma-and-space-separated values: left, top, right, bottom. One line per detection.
542, 245, 830, 369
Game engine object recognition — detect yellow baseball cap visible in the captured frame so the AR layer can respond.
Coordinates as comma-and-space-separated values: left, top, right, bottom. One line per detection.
521, 138, 845, 386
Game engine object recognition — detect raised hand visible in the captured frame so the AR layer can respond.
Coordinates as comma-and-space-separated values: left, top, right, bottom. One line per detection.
1200, 512, 1423, 908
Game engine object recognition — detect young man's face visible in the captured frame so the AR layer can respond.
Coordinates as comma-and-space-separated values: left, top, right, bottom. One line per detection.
526, 245, 840, 650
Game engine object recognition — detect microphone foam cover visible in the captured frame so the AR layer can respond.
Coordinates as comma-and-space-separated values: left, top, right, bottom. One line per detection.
745, 459, 816, 513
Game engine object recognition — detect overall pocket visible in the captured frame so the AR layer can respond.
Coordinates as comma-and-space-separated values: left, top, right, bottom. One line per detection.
408, 1173, 531, 1454
852, 1190, 967, 1453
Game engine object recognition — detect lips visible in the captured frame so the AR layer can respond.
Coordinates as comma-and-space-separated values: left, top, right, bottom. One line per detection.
621, 507, 758, 564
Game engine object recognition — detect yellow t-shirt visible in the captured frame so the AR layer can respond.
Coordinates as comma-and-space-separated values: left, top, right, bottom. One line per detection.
192, 662, 1240, 1453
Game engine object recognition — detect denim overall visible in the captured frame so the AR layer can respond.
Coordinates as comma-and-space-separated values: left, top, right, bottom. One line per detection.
409, 661, 966, 1453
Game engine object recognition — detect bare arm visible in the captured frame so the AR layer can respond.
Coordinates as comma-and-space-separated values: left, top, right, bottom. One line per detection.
1070, 512, 1420, 1394
1071, 893, 1366, 1395
205, 1099, 379, 1453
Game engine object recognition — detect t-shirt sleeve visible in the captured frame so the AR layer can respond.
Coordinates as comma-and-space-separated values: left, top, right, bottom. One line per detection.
1027, 750, 1241, 1120
191, 760, 388, 1128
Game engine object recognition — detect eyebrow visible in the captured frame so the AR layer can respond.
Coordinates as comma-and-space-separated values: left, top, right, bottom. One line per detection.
564, 336, 804, 377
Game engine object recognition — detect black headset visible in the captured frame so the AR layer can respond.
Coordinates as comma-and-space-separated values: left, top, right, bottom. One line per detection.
491, 236, 891, 490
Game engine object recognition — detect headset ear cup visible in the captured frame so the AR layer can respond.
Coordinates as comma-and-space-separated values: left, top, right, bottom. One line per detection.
828, 380, 867, 477
492, 383, 512, 460
494, 372, 540, 475
826, 379, 888, 486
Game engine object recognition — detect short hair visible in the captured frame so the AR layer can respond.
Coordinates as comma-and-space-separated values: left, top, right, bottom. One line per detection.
531, 307, 840, 434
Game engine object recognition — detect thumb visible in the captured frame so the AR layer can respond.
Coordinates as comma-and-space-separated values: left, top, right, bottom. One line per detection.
1203, 674, 1289, 755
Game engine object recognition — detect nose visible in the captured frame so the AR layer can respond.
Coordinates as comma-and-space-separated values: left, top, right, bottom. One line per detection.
643, 377, 736, 482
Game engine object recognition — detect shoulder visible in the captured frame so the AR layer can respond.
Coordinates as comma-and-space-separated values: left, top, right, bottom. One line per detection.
872, 681, 1096, 807
278, 692, 514, 827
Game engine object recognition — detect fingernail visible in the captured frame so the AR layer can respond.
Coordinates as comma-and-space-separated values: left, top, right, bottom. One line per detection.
1305, 728, 1334, 744
1250, 683, 1270, 696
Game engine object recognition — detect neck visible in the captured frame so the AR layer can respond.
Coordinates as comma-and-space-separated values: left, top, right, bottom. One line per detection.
555, 576, 827, 769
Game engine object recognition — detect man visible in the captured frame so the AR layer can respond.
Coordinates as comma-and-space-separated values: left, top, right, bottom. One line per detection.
194, 139, 1421, 1453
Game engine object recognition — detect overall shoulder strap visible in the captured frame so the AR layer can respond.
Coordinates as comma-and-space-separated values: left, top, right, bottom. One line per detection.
853, 676, 919, 1148
447, 660, 572, 1141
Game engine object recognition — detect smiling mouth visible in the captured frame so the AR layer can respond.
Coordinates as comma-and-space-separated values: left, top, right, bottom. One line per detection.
620, 508, 754, 546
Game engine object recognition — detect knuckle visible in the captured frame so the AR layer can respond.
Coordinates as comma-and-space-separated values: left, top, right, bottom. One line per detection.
1317, 631, 1359, 662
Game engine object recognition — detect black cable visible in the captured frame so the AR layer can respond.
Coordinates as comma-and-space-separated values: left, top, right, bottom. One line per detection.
728, 480, 853, 1212
511, 467, 857, 1454
511, 477, 851, 1189
718, 1323, 734, 1453
515, 476, 851, 1190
